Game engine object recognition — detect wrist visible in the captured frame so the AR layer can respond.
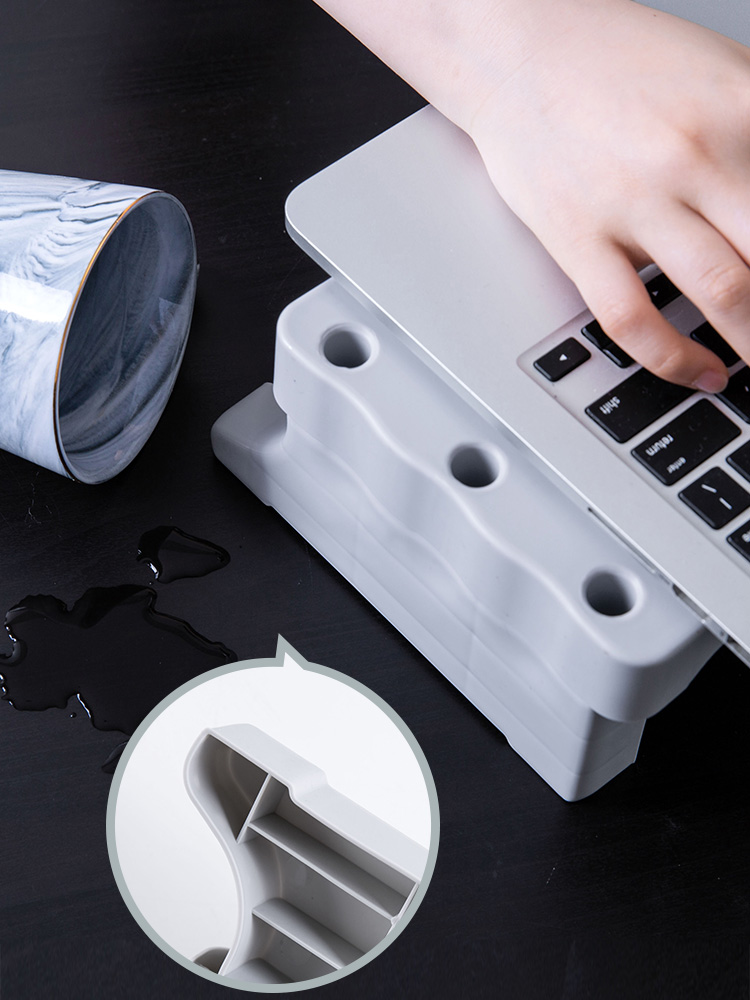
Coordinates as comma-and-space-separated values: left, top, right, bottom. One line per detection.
463, 0, 632, 139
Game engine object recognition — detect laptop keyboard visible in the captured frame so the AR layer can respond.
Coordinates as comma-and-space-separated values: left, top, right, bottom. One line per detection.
519, 267, 750, 571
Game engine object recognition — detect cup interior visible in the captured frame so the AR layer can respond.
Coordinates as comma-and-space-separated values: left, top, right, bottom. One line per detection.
56, 191, 197, 483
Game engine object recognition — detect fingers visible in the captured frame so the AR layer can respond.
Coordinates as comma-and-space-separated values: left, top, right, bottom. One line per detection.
640, 199, 750, 371
569, 244, 730, 391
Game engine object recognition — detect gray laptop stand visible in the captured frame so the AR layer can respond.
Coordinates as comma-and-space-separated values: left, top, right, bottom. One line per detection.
212, 257, 719, 800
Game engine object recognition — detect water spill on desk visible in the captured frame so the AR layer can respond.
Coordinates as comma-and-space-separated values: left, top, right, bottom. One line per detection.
0, 528, 237, 770
137, 526, 230, 583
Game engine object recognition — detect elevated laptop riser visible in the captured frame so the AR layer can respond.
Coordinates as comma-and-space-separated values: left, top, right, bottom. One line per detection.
212, 280, 719, 800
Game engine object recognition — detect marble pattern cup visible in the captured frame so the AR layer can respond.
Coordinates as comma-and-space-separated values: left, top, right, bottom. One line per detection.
0, 170, 198, 482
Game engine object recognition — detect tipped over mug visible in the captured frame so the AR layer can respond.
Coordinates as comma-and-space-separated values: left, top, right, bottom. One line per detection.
0, 169, 197, 483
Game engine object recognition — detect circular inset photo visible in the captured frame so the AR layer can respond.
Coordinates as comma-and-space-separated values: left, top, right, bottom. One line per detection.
107, 638, 437, 992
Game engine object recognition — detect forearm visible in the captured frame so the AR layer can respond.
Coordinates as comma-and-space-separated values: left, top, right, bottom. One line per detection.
311, 0, 625, 133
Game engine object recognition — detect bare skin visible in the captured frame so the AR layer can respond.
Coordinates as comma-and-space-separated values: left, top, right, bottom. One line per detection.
314, 0, 750, 392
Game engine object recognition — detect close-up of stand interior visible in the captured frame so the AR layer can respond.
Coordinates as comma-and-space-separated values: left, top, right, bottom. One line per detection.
185, 725, 426, 986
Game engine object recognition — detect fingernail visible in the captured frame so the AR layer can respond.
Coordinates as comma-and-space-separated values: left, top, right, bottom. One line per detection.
693, 370, 728, 394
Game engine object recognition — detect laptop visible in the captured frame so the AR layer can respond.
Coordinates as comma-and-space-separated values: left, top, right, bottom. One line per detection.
284, 0, 750, 666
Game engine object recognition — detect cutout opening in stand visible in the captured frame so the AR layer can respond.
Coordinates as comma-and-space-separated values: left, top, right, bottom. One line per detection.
584, 570, 638, 617
322, 327, 373, 368
450, 444, 500, 488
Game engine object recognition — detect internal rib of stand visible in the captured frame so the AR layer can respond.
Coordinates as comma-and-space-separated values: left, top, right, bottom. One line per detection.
186, 726, 425, 985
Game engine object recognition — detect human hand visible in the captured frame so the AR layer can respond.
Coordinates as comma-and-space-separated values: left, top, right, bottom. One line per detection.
315, 0, 749, 389
468, 0, 750, 391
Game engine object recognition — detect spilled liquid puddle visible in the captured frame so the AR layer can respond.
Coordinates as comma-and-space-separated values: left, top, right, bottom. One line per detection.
137, 525, 230, 583
1, 586, 234, 732
0, 527, 237, 769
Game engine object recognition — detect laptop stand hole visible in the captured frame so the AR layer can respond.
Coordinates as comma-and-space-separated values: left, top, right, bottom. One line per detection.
584, 570, 637, 617
322, 327, 373, 368
449, 444, 500, 488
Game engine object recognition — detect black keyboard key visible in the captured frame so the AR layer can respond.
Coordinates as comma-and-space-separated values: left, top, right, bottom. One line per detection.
727, 440, 750, 482
581, 321, 633, 368
534, 338, 590, 382
586, 368, 693, 443
645, 272, 681, 310
690, 320, 740, 367
717, 366, 750, 422
679, 467, 750, 529
580, 319, 609, 351
728, 519, 750, 562
602, 342, 634, 368
632, 400, 740, 485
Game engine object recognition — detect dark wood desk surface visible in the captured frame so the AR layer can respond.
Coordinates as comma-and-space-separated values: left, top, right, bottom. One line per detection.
1, 2, 748, 997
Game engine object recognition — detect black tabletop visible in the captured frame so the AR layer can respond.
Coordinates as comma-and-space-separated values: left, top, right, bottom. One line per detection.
1, 3, 749, 998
